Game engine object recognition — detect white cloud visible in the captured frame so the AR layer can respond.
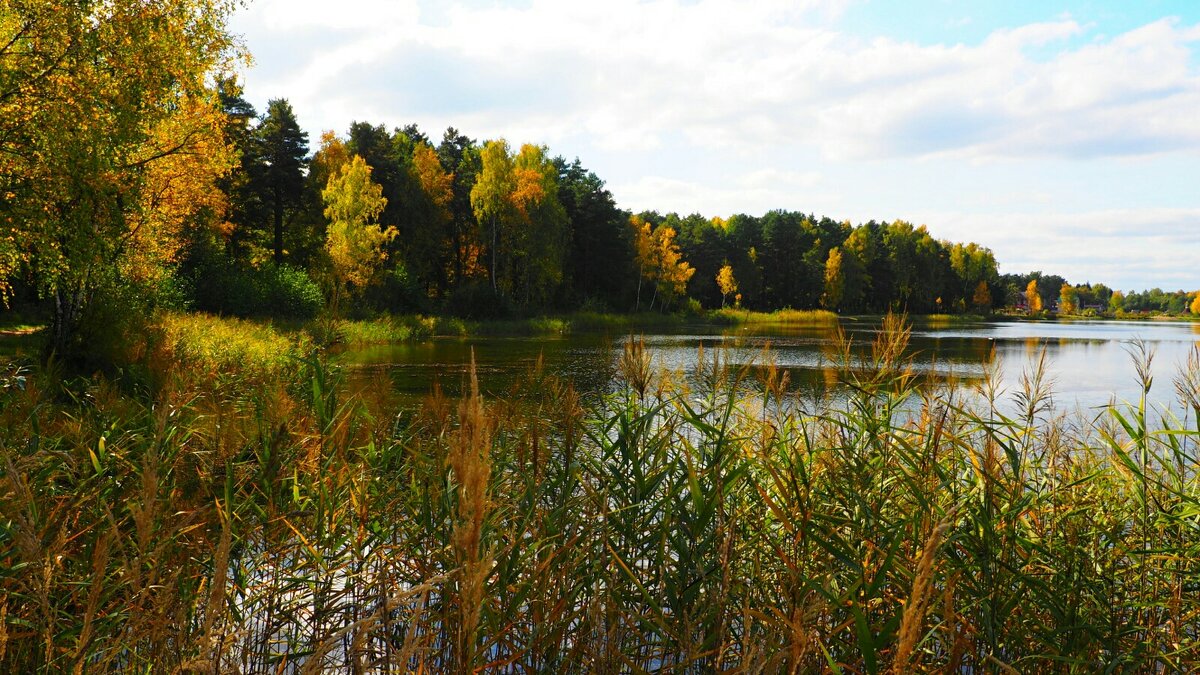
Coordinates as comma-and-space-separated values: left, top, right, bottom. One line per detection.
912, 208, 1200, 290
232, 5, 1200, 162
252, 0, 420, 32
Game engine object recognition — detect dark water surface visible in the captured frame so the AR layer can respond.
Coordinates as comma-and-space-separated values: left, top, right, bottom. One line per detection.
336, 318, 1200, 415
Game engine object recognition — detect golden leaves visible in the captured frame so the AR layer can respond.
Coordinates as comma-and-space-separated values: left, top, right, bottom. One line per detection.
323, 156, 396, 290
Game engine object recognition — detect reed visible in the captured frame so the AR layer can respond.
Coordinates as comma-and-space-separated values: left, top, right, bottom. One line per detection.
3, 314, 1200, 671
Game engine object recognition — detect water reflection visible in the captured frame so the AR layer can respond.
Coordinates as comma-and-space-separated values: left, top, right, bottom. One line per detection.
336, 318, 1200, 415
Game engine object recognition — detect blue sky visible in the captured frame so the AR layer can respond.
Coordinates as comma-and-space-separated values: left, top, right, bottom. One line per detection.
230, 0, 1200, 290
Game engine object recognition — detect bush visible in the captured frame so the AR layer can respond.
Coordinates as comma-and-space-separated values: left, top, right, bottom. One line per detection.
262, 265, 325, 318
191, 261, 324, 319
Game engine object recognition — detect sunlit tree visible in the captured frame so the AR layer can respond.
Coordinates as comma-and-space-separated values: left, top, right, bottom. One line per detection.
630, 216, 693, 311
1026, 279, 1043, 313
323, 156, 396, 302
716, 264, 738, 308
470, 140, 515, 293
822, 247, 844, 310
1059, 283, 1078, 315
1109, 290, 1125, 314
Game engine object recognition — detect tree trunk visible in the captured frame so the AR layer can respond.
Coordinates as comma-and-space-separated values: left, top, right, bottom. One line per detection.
50, 283, 85, 357
634, 269, 643, 312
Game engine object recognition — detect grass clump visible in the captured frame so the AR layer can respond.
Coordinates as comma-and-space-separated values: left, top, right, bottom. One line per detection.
710, 307, 839, 325
333, 316, 436, 345
151, 312, 308, 382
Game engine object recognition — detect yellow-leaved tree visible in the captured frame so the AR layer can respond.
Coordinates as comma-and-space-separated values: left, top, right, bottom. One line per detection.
1109, 290, 1125, 314
822, 247, 844, 310
1026, 279, 1043, 313
470, 139, 514, 293
0, 0, 239, 355
1059, 283, 1078, 315
630, 216, 694, 311
468, 139, 566, 306
716, 264, 738, 307
323, 156, 397, 312
1191, 292, 1200, 316
972, 280, 992, 310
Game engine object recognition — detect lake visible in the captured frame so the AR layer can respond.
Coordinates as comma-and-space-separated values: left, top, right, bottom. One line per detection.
336, 318, 1200, 418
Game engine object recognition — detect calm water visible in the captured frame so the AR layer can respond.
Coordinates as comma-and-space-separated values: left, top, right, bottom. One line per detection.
336, 318, 1200, 416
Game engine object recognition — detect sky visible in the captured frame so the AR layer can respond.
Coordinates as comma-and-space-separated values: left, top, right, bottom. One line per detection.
229, 0, 1200, 291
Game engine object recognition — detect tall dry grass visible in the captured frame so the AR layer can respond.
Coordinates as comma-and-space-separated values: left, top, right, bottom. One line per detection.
2, 315, 1200, 671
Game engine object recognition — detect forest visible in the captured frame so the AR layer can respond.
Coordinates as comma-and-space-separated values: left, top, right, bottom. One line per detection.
3, 2, 1195, 364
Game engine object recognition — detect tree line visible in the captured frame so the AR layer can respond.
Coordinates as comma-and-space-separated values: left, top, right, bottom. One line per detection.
172, 85, 1013, 319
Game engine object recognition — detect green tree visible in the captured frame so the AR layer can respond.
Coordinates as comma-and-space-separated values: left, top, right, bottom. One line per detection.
254, 99, 309, 264
949, 242, 998, 310
406, 141, 454, 294
557, 157, 633, 308
214, 77, 262, 256
675, 214, 729, 307
437, 128, 482, 286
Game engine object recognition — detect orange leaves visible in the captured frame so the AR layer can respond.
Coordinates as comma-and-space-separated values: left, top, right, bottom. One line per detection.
509, 166, 546, 220
1025, 279, 1042, 313
411, 143, 452, 214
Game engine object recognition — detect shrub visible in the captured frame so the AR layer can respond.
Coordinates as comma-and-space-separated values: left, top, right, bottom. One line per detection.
191, 261, 324, 319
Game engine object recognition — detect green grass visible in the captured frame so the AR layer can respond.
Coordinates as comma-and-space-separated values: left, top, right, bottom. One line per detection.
332, 316, 436, 345
709, 307, 839, 325
7, 314, 1200, 671
151, 312, 310, 381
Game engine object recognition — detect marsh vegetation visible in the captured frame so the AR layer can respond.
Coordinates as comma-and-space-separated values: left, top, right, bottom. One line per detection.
4, 316, 1200, 672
